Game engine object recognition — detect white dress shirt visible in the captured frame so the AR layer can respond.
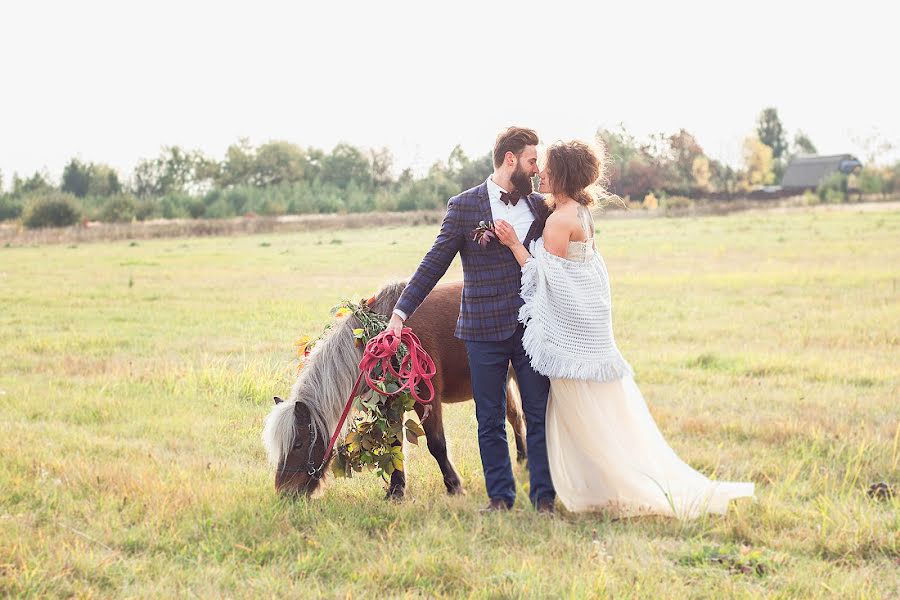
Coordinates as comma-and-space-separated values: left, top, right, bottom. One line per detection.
486, 175, 535, 242
393, 176, 535, 322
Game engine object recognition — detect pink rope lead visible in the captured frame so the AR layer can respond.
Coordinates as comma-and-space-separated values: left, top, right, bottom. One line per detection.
317, 327, 436, 475
360, 328, 436, 407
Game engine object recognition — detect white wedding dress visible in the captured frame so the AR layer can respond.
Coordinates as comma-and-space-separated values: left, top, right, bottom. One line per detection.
543, 206, 754, 518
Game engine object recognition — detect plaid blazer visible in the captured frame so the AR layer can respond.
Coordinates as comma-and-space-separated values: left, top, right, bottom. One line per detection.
395, 181, 550, 342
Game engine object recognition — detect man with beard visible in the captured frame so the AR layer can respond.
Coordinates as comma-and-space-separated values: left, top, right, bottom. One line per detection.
387, 127, 555, 513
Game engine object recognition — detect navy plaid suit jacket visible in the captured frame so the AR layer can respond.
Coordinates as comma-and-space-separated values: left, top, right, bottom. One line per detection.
394, 181, 551, 342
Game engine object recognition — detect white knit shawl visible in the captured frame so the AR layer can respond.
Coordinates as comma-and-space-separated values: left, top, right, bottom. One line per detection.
518, 238, 634, 382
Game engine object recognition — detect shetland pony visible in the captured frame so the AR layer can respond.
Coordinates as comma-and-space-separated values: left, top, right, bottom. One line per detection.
262, 281, 527, 498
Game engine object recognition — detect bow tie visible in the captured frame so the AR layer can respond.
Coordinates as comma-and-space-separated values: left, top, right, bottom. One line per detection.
500, 190, 522, 207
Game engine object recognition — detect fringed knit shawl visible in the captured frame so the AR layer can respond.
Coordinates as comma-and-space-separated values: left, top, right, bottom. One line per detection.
518, 238, 634, 382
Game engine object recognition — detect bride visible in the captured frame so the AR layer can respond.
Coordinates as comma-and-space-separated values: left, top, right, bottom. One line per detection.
493, 140, 754, 518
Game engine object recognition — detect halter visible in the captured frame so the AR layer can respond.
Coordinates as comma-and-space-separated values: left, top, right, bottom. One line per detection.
274, 423, 319, 476
278, 327, 436, 486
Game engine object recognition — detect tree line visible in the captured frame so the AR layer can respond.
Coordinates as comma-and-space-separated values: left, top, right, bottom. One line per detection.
1, 108, 897, 228
600, 108, 897, 202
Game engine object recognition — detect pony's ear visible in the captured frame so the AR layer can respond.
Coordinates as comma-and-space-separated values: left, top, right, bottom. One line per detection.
273, 396, 283, 405
294, 401, 308, 417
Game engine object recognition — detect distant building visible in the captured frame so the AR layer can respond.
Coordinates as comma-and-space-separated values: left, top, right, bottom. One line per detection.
781, 154, 862, 191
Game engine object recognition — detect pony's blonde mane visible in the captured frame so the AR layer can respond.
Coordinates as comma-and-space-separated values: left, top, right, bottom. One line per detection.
262, 281, 407, 469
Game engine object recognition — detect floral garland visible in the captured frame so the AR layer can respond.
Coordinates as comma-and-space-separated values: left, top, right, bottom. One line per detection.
295, 298, 426, 482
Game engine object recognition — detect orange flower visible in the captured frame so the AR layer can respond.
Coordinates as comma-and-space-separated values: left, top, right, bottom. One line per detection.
334, 307, 352, 319
295, 335, 312, 358
366, 295, 377, 306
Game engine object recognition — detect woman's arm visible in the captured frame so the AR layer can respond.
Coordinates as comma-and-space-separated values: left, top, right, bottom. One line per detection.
495, 216, 575, 264
493, 220, 532, 266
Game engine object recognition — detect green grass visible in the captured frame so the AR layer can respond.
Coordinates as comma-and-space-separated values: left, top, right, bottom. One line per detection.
1, 210, 898, 598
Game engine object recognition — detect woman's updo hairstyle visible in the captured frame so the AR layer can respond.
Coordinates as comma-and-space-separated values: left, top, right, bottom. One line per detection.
544, 140, 609, 207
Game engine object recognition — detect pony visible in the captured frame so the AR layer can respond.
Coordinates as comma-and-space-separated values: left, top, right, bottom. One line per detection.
262, 280, 527, 499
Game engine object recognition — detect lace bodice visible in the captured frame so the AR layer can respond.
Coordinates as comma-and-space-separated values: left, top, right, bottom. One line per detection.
565, 205, 595, 263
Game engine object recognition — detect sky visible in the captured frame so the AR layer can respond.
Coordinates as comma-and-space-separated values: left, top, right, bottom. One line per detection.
1, 0, 898, 189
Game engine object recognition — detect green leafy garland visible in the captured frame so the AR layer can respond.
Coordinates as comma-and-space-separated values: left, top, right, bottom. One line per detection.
300, 298, 426, 482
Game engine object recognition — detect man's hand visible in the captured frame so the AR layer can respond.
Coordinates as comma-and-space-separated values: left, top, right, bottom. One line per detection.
494, 219, 522, 249
386, 313, 405, 337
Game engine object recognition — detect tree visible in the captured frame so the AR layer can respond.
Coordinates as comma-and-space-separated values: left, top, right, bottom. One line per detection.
62, 159, 122, 197
710, 159, 738, 196
756, 107, 787, 160
397, 168, 414, 186
596, 125, 640, 166
87, 164, 122, 197
217, 138, 257, 188
668, 129, 704, 180
792, 131, 817, 155
741, 137, 775, 188
369, 147, 394, 188
320, 143, 372, 190
597, 125, 669, 199
132, 146, 215, 197
668, 129, 706, 193
446, 145, 492, 191
616, 157, 668, 200
12, 171, 54, 198
691, 156, 711, 192
253, 141, 308, 187
62, 159, 92, 197
304, 147, 325, 183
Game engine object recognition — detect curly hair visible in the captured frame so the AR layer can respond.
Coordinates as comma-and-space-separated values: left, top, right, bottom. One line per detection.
544, 140, 609, 207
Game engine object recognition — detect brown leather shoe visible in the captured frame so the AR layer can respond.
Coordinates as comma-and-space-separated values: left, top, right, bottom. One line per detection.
536, 498, 555, 515
480, 497, 513, 512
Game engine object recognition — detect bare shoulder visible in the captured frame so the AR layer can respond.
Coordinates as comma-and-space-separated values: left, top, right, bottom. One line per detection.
545, 210, 581, 234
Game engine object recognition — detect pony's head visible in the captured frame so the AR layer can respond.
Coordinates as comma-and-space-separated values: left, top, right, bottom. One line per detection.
261, 281, 407, 496
263, 396, 329, 495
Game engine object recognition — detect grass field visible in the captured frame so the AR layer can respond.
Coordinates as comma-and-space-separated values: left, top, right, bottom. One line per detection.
1, 209, 898, 598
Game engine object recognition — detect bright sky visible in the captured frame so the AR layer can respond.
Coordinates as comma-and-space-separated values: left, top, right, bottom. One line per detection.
2, 0, 897, 188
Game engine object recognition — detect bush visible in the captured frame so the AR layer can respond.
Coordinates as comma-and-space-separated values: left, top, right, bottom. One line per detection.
373, 189, 398, 212
344, 183, 374, 213
259, 198, 287, 216
187, 198, 207, 218
311, 187, 345, 213
817, 172, 848, 203
222, 188, 250, 215
857, 168, 885, 197
99, 194, 138, 222
205, 198, 235, 219
159, 193, 192, 219
0, 196, 23, 221
662, 195, 693, 210
21, 193, 82, 228
801, 190, 819, 205
134, 197, 161, 221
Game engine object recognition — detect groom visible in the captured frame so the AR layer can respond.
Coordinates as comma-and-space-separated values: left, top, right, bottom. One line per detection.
387, 127, 554, 512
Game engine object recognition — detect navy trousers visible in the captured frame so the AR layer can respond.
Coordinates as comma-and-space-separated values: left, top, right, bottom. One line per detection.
465, 324, 554, 508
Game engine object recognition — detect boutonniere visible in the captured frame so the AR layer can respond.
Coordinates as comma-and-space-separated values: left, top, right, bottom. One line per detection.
471, 221, 496, 247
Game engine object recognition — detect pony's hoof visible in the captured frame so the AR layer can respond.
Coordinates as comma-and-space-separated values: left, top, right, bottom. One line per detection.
385, 487, 405, 501
445, 480, 465, 495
